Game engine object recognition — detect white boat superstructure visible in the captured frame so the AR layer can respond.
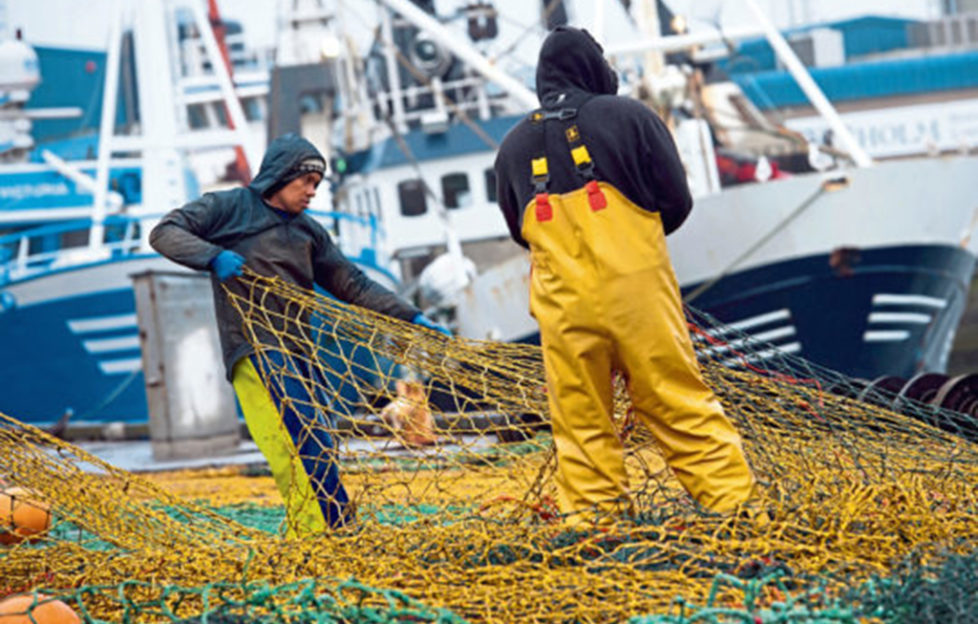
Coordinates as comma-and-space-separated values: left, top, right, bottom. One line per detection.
313, 0, 978, 381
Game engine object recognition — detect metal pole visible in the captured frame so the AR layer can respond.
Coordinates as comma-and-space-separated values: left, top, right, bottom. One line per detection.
42, 150, 124, 210
377, 0, 538, 110
90, 0, 123, 252
189, 0, 261, 171
741, 0, 873, 167
380, 3, 408, 133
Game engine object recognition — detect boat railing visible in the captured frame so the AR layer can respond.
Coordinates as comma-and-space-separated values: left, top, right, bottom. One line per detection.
371, 74, 495, 126
0, 215, 146, 284
0, 209, 391, 286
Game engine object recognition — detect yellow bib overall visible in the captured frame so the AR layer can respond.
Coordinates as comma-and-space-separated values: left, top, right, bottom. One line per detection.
522, 170, 757, 523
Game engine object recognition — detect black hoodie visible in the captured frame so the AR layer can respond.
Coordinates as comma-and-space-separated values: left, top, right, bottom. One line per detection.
150, 133, 419, 379
494, 26, 692, 248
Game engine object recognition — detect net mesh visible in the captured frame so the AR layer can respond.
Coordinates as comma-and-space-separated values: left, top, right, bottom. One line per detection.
2, 271, 978, 623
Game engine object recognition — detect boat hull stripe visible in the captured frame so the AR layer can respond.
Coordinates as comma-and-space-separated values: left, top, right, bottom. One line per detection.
868, 312, 933, 324
863, 330, 911, 342
68, 314, 138, 334
82, 335, 141, 354
98, 358, 144, 375
872, 294, 947, 308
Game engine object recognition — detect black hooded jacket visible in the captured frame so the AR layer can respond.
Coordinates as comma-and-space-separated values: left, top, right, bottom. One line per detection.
494, 27, 692, 248
150, 133, 419, 379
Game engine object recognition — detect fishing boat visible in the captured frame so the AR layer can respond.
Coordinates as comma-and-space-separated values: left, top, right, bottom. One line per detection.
0, 0, 393, 426
316, 0, 978, 381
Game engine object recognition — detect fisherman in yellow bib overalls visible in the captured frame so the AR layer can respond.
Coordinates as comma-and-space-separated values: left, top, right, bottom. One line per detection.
494, 27, 758, 524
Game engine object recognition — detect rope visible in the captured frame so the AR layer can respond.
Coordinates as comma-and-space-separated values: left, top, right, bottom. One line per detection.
2, 271, 977, 622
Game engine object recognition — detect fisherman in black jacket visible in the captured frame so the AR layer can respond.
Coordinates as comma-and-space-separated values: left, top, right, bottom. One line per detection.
151, 133, 448, 536
494, 27, 758, 525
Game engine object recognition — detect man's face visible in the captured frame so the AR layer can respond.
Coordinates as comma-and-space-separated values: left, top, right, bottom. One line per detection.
270, 172, 323, 214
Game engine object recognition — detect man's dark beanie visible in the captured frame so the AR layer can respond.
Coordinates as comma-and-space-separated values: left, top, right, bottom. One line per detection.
263, 157, 326, 197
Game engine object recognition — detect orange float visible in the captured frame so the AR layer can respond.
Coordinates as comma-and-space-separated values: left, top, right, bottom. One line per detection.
0, 488, 51, 545
0, 594, 80, 624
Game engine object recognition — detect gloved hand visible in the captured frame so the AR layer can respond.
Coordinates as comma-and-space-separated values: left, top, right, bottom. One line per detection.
210, 250, 245, 281
412, 313, 451, 337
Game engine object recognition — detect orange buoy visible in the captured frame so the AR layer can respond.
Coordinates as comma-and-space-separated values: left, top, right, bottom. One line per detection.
0, 488, 51, 545
0, 594, 80, 624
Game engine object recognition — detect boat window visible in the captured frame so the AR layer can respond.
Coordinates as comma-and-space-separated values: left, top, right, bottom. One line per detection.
372, 187, 382, 222
242, 97, 263, 121
212, 103, 228, 127
60, 229, 89, 250
299, 93, 325, 115
187, 104, 208, 129
484, 168, 497, 203
441, 173, 471, 209
398, 179, 427, 216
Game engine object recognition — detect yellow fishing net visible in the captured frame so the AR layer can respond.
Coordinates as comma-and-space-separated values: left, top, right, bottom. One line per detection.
2, 270, 978, 623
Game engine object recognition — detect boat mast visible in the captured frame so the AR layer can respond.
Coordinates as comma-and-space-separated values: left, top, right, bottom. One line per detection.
131, 0, 188, 246
379, 3, 409, 134
90, 0, 124, 254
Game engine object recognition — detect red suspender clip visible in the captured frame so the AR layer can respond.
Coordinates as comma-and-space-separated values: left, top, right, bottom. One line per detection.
535, 192, 553, 222
531, 156, 552, 222
585, 180, 606, 211
570, 144, 607, 212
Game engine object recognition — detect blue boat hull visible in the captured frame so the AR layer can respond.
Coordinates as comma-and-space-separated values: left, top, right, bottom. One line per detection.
0, 286, 147, 425
0, 255, 402, 427
684, 244, 975, 379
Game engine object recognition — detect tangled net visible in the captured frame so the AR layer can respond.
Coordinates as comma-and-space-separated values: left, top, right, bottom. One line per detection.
2, 270, 978, 623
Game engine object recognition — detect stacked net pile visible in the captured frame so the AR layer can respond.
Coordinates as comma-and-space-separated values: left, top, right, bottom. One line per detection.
2, 270, 978, 623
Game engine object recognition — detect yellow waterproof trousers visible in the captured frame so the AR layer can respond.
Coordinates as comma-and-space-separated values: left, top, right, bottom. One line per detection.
523, 182, 756, 523
232, 353, 351, 538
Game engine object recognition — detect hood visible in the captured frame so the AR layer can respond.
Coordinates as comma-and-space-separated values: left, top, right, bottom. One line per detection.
248, 133, 326, 197
535, 26, 618, 107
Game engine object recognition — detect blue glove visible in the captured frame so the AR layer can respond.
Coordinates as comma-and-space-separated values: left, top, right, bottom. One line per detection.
412, 313, 451, 337
210, 250, 245, 281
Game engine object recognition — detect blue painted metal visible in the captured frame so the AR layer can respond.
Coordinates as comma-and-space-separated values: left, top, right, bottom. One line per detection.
723, 16, 918, 75
28, 134, 100, 163
26, 46, 127, 143
0, 287, 147, 425
716, 14, 978, 111
734, 51, 978, 110
684, 244, 976, 379
0, 164, 143, 214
